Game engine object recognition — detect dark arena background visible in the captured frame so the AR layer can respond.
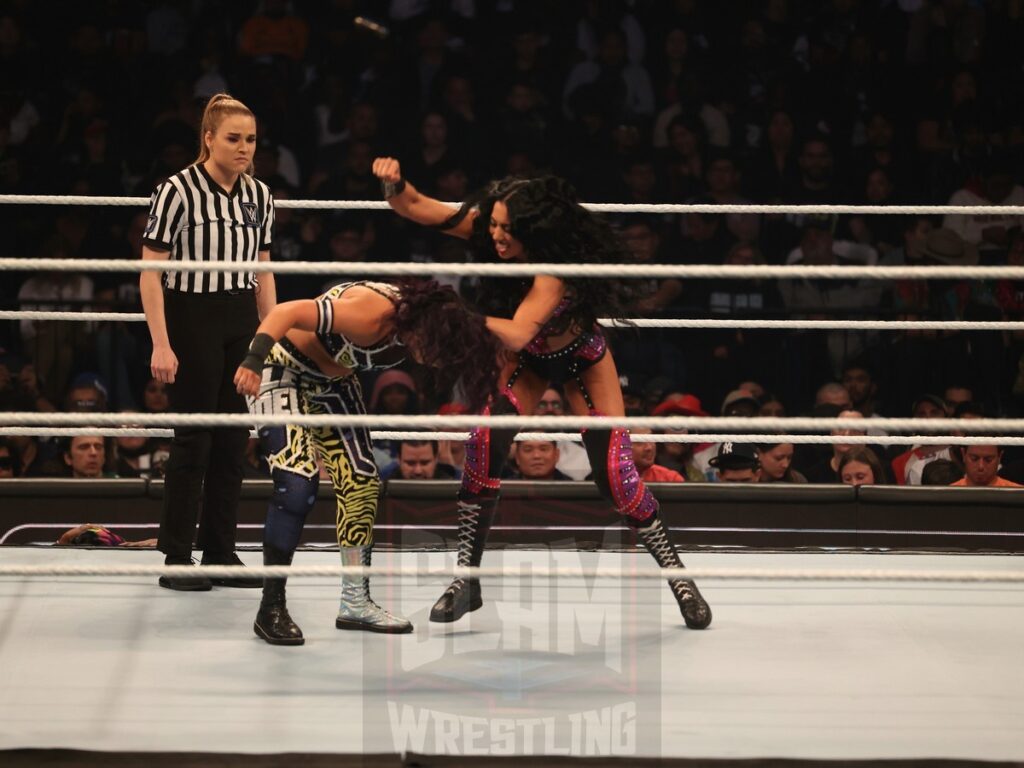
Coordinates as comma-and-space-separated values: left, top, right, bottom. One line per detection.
1, 2, 1023, 766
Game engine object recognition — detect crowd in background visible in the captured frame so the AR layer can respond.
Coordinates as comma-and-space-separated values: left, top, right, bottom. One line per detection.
2, 0, 1024, 484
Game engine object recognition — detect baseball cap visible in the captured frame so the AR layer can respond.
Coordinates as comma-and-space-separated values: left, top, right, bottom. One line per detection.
652, 393, 708, 417
708, 442, 760, 470
721, 389, 759, 415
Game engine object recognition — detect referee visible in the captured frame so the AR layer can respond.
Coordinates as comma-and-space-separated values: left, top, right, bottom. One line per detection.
140, 94, 276, 591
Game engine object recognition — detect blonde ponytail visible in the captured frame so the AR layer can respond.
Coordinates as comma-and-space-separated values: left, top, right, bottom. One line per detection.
195, 93, 256, 175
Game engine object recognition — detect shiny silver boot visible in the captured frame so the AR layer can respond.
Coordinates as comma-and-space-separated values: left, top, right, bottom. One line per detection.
335, 545, 413, 634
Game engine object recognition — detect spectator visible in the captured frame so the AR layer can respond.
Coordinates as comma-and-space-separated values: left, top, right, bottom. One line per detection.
63, 435, 108, 479
618, 373, 647, 414
0, 357, 55, 413
369, 369, 418, 415
622, 216, 681, 313
705, 151, 759, 243
758, 443, 807, 483
0, 438, 16, 478
943, 154, 1024, 254
842, 362, 882, 417
943, 384, 974, 414
658, 113, 707, 199
815, 381, 853, 411
951, 445, 1022, 488
921, 459, 965, 486
382, 440, 458, 480
112, 415, 161, 479
534, 386, 591, 480
370, 369, 419, 468
141, 377, 170, 413
782, 135, 843, 206
704, 242, 779, 315
846, 167, 903, 254
505, 440, 570, 481
563, 27, 654, 122
643, 376, 679, 413
890, 394, 955, 485
17, 236, 95, 402
708, 442, 760, 483
64, 372, 108, 412
759, 395, 786, 417
631, 428, 684, 483
650, 393, 707, 482
738, 380, 767, 402
720, 389, 760, 418
804, 410, 867, 484
780, 216, 886, 376
747, 108, 799, 202
693, 388, 760, 480
238, 0, 309, 60
838, 446, 886, 487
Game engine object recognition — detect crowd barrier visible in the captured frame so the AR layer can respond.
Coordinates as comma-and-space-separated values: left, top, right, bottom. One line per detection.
0, 479, 1021, 552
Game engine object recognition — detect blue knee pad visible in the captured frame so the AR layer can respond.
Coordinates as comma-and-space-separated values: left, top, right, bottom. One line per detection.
265, 467, 319, 554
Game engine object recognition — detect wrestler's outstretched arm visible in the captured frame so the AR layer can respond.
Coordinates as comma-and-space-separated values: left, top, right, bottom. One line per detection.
372, 156, 476, 239
485, 275, 567, 351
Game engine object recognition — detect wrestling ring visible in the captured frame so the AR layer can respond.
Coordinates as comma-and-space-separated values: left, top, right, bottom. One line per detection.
0, 194, 1022, 766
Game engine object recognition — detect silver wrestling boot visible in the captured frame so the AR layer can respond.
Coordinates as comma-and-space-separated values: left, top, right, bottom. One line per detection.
335, 545, 413, 634
635, 517, 712, 630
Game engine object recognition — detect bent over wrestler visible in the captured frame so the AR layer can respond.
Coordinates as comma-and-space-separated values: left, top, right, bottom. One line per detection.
235, 279, 499, 645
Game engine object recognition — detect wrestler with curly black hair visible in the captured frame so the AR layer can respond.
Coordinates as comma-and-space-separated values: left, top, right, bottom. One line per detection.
372, 157, 711, 630
233, 278, 500, 645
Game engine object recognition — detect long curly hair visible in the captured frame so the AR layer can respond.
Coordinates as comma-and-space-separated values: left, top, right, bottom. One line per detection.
390, 279, 501, 413
443, 175, 635, 329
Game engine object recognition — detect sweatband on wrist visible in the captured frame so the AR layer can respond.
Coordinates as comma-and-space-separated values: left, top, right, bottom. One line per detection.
381, 177, 406, 199
240, 333, 275, 374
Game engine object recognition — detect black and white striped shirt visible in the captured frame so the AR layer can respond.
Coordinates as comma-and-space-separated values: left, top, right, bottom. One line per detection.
143, 164, 274, 293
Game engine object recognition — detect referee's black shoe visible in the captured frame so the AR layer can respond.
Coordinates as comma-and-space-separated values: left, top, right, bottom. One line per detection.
158, 557, 213, 592
201, 552, 262, 588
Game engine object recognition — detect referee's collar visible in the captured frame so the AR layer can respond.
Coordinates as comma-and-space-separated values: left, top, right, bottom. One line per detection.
198, 163, 243, 198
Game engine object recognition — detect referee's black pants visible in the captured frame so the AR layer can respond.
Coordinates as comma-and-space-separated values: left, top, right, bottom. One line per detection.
158, 289, 258, 561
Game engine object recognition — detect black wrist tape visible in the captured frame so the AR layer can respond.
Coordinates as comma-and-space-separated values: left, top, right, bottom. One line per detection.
381, 177, 406, 199
240, 333, 275, 375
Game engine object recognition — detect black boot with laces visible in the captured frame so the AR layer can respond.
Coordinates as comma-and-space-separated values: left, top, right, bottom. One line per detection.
635, 517, 712, 630
430, 497, 496, 623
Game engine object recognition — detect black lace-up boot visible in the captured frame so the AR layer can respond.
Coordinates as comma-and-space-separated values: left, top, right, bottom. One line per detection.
429, 497, 498, 623
635, 517, 712, 629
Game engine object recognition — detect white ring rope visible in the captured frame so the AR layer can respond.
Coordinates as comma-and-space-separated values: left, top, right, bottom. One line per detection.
4, 258, 1024, 280
0, 563, 1022, 584
1, 193, 1022, 215
4, 427, 1023, 447
4, 310, 1024, 332
0, 311, 147, 322
0, 412, 1020, 434
600, 319, 1024, 331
